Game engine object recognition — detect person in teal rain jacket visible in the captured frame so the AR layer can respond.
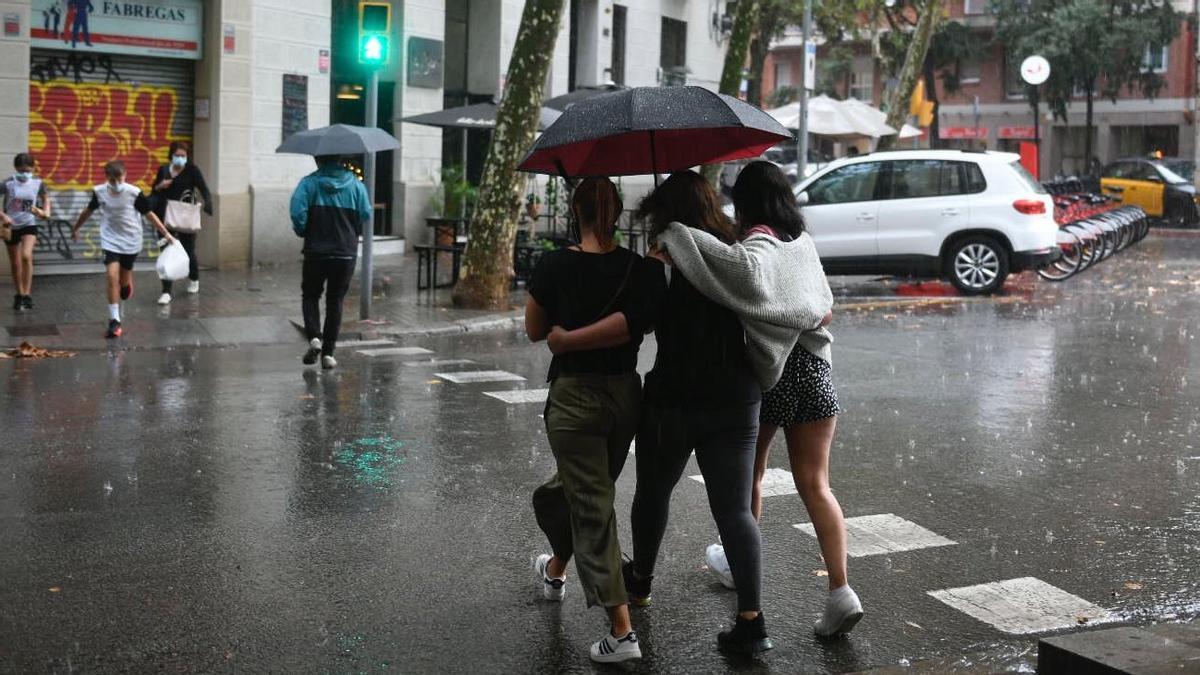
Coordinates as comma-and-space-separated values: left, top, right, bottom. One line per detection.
289, 155, 372, 370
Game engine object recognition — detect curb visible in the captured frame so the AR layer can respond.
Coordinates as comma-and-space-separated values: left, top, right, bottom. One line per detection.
382, 313, 525, 338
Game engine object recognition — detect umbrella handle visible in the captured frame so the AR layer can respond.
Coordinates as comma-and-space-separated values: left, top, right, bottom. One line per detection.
649, 131, 659, 187
553, 159, 577, 189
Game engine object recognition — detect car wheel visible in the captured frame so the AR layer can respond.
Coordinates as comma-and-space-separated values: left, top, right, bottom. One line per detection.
944, 236, 1010, 295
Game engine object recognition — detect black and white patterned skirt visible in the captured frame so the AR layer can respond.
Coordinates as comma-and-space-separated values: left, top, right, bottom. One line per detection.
760, 345, 841, 428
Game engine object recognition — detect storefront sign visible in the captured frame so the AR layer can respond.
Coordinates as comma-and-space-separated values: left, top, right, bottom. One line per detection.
3, 12, 19, 37
408, 37, 444, 89
31, 0, 204, 60
940, 127, 989, 140
998, 126, 1036, 140
223, 23, 235, 54
195, 97, 210, 120
318, 49, 330, 74
282, 74, 308, 142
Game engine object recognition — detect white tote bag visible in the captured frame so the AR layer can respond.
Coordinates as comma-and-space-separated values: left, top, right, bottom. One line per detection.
165, 188, 202, 233
156, 241, 191, 281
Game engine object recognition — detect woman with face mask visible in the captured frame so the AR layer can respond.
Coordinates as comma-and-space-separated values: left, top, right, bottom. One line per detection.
152, 141, 212, 305
1, 153, 49, 311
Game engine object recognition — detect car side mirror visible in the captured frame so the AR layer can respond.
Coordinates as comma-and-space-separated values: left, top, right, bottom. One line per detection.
796, 191, 810, 206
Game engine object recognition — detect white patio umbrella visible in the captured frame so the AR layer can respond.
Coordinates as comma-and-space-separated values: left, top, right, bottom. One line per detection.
767, 95, 861, 137
840, 98, 923, 138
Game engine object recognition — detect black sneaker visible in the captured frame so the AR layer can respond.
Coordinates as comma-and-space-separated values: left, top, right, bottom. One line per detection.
21, 295, 32, 310
717, 613, 774, 655
622, 560, 652, 607
105, 319, 122, 339
12, 294, 22, 311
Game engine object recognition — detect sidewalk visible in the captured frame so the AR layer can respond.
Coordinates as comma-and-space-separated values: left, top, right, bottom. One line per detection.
0, 253, 525, 351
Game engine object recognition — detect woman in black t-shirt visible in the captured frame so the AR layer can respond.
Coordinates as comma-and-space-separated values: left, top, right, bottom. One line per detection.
151, 141, 212, 305
525, 177, 663, 664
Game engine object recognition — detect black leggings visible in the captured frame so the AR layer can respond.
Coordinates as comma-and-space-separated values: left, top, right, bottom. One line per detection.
301, 257, 356, 357
160, 230, 199, 293
630, 401, 763, 612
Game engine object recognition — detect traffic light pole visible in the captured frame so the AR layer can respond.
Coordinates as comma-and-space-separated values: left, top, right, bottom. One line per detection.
797, 0, 812, 181
360, 68, 378, 321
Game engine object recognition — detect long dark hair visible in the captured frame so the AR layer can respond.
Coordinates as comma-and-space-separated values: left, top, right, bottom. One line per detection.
570, 176, 622, 248
732, 160, 805, 239
636, 171, 738, 244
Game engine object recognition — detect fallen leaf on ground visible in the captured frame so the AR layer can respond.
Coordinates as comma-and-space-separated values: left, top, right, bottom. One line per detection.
905, 621, 923, 630
426, 380, 442, 385
1, 342, 76, 359
1123, 582, 1143, 590
1076, 616, 1090, 624
48, 587, 60, 593
814, 570, 828, 577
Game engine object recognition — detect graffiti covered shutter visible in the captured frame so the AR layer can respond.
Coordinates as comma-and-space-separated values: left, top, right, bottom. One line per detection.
29, 49, 194, 268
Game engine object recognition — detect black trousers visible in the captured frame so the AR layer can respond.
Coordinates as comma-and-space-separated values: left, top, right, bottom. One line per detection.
160, 230, 200, 293
301, 257, 356, 356
630, 400, 763, 612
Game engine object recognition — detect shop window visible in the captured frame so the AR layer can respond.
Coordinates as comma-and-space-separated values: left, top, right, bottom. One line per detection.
774, 61, 791, 88
849, 58, 873, 101
611, 4, 626, 85
660, 17, 688, 85
1142, 45, 1167, 74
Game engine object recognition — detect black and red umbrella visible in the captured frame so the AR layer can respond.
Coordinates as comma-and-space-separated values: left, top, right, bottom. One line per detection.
518, 86, 791, 178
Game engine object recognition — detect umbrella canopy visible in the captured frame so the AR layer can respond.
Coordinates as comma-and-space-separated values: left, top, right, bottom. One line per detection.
276, 123, 400, 156
544, 84, 627, 111
402, 100, 561, 131
519, 86, 791, 177
767, 96, 862, 136
839, 98, 922, 139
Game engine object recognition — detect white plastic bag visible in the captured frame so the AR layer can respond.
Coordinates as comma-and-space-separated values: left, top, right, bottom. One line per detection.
156, 241, 190, 281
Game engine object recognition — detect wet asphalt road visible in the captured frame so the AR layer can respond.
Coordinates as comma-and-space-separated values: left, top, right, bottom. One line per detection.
2, 235, 1200, 673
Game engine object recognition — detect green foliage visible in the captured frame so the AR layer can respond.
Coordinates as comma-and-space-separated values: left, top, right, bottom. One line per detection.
771, 85, 799, 107
428, 165, 478, 219
929, 21, 981, 95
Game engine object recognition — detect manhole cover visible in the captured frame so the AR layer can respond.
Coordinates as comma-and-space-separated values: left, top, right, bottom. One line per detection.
5, 324, 60, 337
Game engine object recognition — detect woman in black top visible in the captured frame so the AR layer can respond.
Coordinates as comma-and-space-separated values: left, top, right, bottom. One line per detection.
152, 141, 212, 304
525, 177, 663, 664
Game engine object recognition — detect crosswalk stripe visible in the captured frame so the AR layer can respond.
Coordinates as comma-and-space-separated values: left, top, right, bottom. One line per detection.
401, 358, 476, 368
689, 467, 795, 496
435, 370, 526, 384
794, 513, 956, 557
337, 339, 396, 348
483, 389, 549, 404
357, 347, 436, 357
928, 577, 1109, 634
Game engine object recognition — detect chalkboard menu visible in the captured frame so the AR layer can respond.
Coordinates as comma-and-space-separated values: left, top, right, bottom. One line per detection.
282, 74, 308, 141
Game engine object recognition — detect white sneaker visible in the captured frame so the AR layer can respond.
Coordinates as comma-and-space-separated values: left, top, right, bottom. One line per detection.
705, 543, 736, 590
814, 585, 864, 637
186, 280, 200, 294
590, 631, 641, 663
533, 554, 566, 601
156, 292, 172, 305
321, 354, 337, 370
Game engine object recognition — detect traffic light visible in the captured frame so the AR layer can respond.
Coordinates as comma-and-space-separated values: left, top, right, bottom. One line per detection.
358, 2, 391, 67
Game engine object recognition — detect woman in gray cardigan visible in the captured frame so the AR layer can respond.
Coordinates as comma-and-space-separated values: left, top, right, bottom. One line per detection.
655, 161, 862, 638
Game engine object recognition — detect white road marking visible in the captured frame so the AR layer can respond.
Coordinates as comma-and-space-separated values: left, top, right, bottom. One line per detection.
928, 577, 1109, 634
483, 389, 549, 404
337, 339, 396, 348
794, 513, 956, 557
356, 347, 435, 357
690, 468, 795, 496
402, 358, 476, 368
435, 370, 526, 384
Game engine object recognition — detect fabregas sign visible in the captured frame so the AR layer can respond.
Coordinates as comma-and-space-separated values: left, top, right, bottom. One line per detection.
31, 0, 204, 60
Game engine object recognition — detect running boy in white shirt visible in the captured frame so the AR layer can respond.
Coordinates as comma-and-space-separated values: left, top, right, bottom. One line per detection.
71, 160, 175, 338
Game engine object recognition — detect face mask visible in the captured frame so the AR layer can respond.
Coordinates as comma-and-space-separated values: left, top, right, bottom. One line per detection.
15, 172, 32, 182
171, 156, 187, 168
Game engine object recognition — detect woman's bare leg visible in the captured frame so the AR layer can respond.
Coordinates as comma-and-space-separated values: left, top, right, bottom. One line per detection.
785, 417, 847, 590
19, 236, 34, 295
751, 423, 778, 522
6, 243, 21, 296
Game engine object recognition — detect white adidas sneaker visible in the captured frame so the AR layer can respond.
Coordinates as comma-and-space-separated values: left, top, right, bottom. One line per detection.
589, 631, 641, 663
705, 543, 736, 590
532, 554, 565, 601
814, 585, 864, 637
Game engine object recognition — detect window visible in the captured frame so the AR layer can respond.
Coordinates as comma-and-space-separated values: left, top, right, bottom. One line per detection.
1004, 55, 1026, 99
849, 57, 873, 101
886, 160, 978, 199
1009, 161, 1048, 194
611, 4, 626, 85
660, 17, 687, 85
966, 163, 988, 193
806, 162, 883, 205
1142, 45, 1167, 74
964, 0, 990, 14
960, 57, 982, 85
774, 61, 791, 88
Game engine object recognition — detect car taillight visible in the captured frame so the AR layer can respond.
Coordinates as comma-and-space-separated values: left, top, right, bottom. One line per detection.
1013, 199, 1046, 215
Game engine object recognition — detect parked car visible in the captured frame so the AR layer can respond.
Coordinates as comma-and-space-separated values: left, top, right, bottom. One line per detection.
1099, 157, 1199, 227
726, 149, 1060, 294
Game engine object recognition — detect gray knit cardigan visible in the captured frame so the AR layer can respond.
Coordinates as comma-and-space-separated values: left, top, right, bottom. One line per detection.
657, 221, 834, 391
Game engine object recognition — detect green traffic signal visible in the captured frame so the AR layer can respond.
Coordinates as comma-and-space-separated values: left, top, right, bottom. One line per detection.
357, 1, 391, 66
361, 34, 388, 64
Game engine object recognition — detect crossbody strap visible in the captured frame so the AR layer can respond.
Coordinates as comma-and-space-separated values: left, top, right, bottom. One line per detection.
587, 253, 637, 325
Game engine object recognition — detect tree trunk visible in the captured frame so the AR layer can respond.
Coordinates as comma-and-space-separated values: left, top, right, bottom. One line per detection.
453, 0, 566, 310
922, 56, 940, 149
878, 0, 942, 151
747, 36, 766, 108
702, 0, 761, 185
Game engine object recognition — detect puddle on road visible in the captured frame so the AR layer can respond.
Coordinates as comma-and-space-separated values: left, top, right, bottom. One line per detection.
332, 436, 407, 488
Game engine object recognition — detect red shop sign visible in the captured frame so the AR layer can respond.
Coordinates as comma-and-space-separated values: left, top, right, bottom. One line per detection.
940, 127, 989, 140
999, 126, 1036, 139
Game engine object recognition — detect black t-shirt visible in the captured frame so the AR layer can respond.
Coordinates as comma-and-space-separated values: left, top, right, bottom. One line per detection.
643, 268, 760, 409
528, 246, 666, 381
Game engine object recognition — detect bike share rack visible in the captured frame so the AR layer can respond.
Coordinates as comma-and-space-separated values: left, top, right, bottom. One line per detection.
1036, 180, 1150, 282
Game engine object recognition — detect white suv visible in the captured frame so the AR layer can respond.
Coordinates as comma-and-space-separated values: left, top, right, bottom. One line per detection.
786, 150, 1059, 294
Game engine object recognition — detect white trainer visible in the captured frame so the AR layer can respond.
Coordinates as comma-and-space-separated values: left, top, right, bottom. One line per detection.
533, 554, 566, 602
590, 631, 641, 663
814, 585, 864, 637
186, 280, 200, 294
705, 543, 736, 590
156, 293, 172, 305
321, 354, 337, 370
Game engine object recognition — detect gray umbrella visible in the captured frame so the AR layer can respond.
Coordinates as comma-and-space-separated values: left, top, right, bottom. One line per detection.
401, 100, 560, 131
275, 123, 401, 156
544, 84, 627, 112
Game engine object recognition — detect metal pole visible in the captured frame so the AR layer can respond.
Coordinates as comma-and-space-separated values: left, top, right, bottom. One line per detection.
797, 0, 812, 180
360, 68, 378, 321
1032, 84, 1040, 179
